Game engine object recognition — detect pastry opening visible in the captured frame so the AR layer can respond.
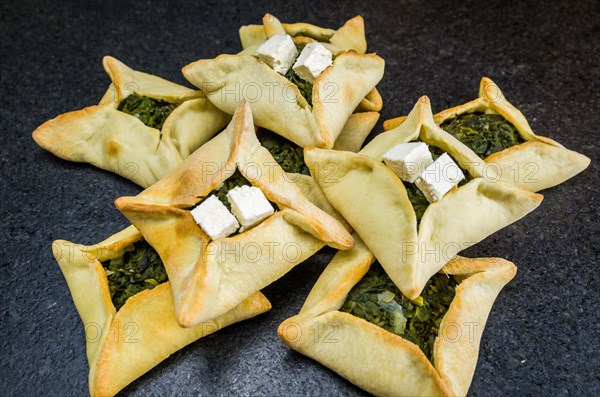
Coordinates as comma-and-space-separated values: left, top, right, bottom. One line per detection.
210, 169, 253, 211
254, 35, 335, 107
440, 111, 524, 159
117, 92, 178, 131
189, 170, 278, 239
284, 67, 313, 106
340, 262, 458, 362
101, 239, 168, 310
257, 128, 310, 175
384, 141, 471, 226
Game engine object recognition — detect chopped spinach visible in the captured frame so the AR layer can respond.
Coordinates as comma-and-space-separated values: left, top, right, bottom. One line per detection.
440, 112, 524, 158
210, 170, 252, 211
101, 240, 168, 310
284, 69, 313, 106
257, 129, 310, 175
404, 183, 430, 224
117, 93, 177, 130
341, 263, 457, 362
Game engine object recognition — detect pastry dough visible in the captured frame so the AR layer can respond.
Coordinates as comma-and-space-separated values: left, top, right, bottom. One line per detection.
33, 56, 231, 187
305, 96, 542, 299
52, 225, 271, 397
115, 100, 354, 327
383, 78, 590, 192
278, 235, 517, 397
239, 14, 367, 54
183, 15, 384, 149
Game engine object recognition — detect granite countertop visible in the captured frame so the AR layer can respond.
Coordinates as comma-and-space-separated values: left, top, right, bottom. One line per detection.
1, 0, 599, 395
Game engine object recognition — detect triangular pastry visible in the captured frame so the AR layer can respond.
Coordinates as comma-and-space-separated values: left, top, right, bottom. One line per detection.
183, 14, 384, 149
33, 56, 231, 187
115, 100, 354, 327
52, 225, 271, 397
305, 97, 542, 299
279, 235, 517, 397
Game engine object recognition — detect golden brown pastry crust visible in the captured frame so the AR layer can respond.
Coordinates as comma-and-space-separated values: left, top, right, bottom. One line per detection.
383, 78, 590, 192
278, 235, 516, 397
32, 56, 231, 187
115, 101, 354, 327
52, 225, 271, 397
305, 96, 542, 299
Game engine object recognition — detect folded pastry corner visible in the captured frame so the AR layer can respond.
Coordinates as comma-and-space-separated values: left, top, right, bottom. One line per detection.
305, 96, 541, 299
183, 15, 384, 149
33, 55, 231, 187
383, 77, 590, 192
115, 100, 354, 327
52, 225, 271, 397
278, 235, 516, 397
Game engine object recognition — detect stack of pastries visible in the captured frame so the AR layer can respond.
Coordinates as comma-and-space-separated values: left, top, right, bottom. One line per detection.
33, 13, 589, 397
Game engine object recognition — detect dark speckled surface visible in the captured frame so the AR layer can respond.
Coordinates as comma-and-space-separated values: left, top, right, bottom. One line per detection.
1, 0, 599, 396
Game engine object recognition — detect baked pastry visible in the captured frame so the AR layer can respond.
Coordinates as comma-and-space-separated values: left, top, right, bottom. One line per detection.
305, 96, 542, 299
239, 14, 367, 54
383, 78, 590, 192
52, 225, 271, 397
32, 56, 231, 187
182, 14, 385, 149
115, 100, 354, 327
239, 13, 383, 108
278, 234, 517, 396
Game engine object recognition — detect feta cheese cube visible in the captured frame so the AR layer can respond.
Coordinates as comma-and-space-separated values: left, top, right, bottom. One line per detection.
227, 185, 274, 229
190, 195, 239, 240
256, 34, 298, 75
382, 142, 434, 183
415, 153, 465, 203
292, 42, 333, 83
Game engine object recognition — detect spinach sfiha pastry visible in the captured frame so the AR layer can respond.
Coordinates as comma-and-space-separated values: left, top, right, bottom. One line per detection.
279, 235, 517, 397
306, 96, 542, 299
383, 77, 590, 192
53, 226, 270, 397
33, 56, 231, 187
115, 101, 354, 328
183, 14, 384, 149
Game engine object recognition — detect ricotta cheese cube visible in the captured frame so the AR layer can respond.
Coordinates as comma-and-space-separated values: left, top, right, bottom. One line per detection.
227, 185, 275, 229
382, 142, 434, 183
415, 153, 465, 203
190, 195, 239, 240
256, 34, 298, 75
292, 42, 333, 83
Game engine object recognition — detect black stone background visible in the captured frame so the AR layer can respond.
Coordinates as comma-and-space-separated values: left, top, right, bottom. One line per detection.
1, 0, 599, 396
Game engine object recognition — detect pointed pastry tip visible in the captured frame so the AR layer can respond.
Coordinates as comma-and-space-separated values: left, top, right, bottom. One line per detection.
479, 77, 504, 103
263, 13, 280, 26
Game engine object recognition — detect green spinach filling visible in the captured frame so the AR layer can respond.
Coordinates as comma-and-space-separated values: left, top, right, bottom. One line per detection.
341, 263, 457, 361
284, 68, 313, 106
210, 169, 252, 211
117, 93, 177, 130
257, 129, 310, 175
440, 112, 524, 158
101, 240, 168, 310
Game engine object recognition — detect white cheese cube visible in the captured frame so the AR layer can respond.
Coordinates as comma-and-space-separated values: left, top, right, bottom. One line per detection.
227, 185, 274, 229
256, 34, 298, 75
190, 195, 239, 240
292, 42, 333, 83
415, 153, 465, 203
382, 142, 434, 183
